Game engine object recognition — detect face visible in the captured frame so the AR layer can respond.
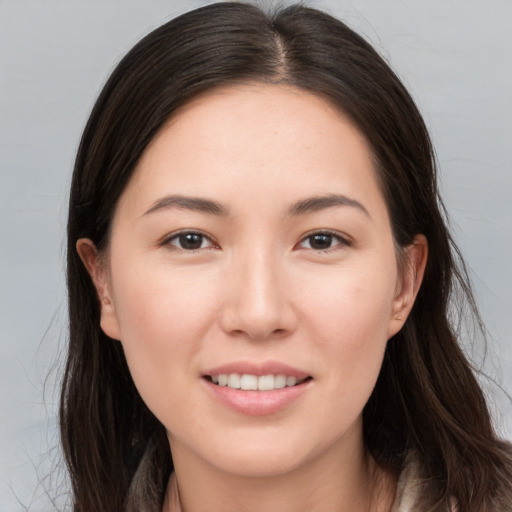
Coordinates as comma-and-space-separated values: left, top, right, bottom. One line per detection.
79, 83, 425, 479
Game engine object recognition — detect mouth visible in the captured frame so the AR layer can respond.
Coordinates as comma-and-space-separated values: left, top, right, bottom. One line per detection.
202, 364, 312, 415
203, 373, 312, 391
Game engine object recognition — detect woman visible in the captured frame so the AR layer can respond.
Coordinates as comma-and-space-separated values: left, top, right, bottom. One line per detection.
62, 2, 512, 511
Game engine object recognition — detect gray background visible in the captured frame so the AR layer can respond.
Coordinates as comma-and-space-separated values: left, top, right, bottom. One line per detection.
1, 0, 511, 510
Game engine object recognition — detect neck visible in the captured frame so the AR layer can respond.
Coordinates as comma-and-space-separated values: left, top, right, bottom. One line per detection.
163, 433, 396, 512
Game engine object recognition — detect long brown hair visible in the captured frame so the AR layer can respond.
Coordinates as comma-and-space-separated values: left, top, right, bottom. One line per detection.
62, 3, 512, 511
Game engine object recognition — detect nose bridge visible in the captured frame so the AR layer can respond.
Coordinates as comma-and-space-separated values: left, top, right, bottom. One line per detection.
220, 242, 294, 339
242, 246, 278, 313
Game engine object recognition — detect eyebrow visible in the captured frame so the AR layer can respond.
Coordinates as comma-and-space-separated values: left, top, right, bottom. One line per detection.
143, 193, 369, 218
144, 194, 229, 216
288, 194, 370, 217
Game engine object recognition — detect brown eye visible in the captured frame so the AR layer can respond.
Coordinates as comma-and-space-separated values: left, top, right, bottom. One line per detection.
167, 231, 214, 251
308, 233, 334, 250
298, 231, 350, 251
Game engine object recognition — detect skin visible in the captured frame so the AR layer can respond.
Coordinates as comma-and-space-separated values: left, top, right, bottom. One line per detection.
78, 83, 427, 512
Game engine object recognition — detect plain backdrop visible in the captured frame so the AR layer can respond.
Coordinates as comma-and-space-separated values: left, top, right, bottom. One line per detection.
1, 1, 511, 510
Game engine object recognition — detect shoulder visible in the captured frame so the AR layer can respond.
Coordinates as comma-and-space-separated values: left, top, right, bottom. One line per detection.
391, 451, 454, 512
392, 443, 512, 512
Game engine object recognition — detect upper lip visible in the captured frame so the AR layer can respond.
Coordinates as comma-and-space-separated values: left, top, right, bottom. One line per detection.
203, 361, 310, 379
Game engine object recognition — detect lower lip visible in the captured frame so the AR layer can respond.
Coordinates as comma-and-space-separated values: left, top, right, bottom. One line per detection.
202, 378, 311, 416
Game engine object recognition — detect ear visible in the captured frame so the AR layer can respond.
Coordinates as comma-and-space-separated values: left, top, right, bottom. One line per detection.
387, 234, 428, 338
76, 238, 121, 340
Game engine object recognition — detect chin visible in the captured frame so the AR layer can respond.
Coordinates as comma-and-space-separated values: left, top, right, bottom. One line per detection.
215, 449, 308, 478
194, 428, 326, 479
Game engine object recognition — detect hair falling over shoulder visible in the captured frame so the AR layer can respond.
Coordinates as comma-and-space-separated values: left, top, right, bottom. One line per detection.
62, 2, 512, 511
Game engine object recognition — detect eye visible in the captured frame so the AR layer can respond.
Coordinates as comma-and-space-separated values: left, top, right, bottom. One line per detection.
298, 231, 351, 251
165, 231, 216, 251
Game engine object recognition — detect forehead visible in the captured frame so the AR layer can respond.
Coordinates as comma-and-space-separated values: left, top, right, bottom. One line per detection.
115, 83, 386, 220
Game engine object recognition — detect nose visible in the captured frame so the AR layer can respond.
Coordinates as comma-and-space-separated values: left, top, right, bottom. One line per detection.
218, 249, 298, 341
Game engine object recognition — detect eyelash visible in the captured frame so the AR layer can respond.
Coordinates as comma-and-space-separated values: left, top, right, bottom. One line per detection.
161, 230, 218, 253
161, 229, 352, 254
296, 230, 352, 253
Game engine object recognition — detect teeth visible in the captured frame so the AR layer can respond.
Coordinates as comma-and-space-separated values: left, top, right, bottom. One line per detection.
227, 374, 241, 389
240, 374, 258, 390
275, 374, 286, 389
286, 376, 297, 387
211, 373, 305, 391
258, 374, 274, 391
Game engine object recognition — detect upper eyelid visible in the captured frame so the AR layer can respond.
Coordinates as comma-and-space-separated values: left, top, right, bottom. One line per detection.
160, 229, 217, 247
298, 229, 352, 244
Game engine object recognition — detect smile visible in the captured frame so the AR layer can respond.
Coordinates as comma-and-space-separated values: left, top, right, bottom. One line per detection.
208, 373, 310, 391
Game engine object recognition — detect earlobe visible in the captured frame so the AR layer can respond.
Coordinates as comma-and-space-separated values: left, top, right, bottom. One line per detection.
76, 238, 121, 340
388, 234, 428, 338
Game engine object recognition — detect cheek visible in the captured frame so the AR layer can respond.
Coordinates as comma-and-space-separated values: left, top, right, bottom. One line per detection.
308, 288, 392, 436
303, 258, 396, 340
113, 261, 218, 337
109, 263, 219, 406
300, 259, 397, 387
